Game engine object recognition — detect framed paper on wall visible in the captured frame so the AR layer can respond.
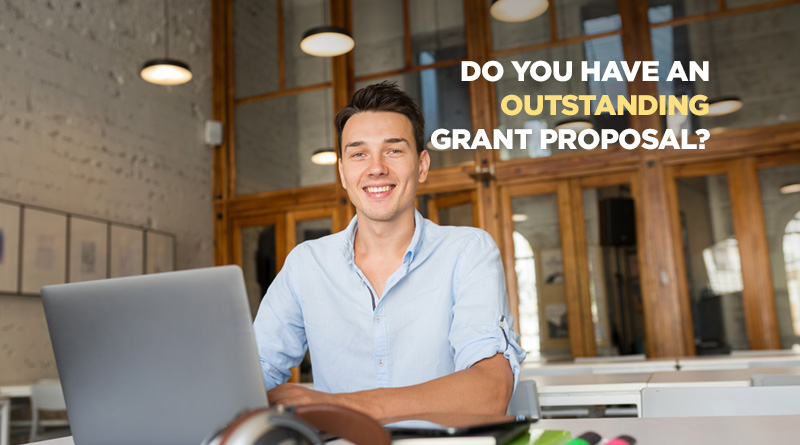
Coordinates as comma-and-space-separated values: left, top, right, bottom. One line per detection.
146, 231, 175, 274
0, 201, 21, 293
69, 216, 108, 283
110, 224, 143, 278
21, 208, 67, 294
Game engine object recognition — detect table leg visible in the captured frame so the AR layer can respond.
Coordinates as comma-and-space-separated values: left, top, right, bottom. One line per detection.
1, 398, 10, 445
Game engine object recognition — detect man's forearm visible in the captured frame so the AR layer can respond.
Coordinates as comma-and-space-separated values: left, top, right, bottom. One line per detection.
337, 353, 514, 420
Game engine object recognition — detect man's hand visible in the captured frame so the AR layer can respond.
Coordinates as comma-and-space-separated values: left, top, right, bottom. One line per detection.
267, 383, 336, 407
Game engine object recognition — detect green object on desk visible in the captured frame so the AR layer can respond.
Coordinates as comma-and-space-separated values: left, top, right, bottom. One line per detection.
528, 429, 572, 445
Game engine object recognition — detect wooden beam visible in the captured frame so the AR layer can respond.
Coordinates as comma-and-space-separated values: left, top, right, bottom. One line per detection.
621, 0, 694, 357
568, 178, 597, 356
464, 0, 500, 245
211, 0, 231, 266
558, 181, 589, 356
730, 158, 781, 349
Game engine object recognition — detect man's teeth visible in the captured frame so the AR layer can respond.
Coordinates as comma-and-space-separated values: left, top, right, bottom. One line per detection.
366, 186, 393, 193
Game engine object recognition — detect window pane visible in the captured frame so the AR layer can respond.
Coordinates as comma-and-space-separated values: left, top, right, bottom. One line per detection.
356, 67, 475, 170
234, 0, 280, 98
241, 224, 277, 320
675, 175, 749, 353
417, 192, 475, 227
582, 186, 645, 356
758, 163, 800, 348
651, 5, 800, 133
282, 0, 331, 89
555, 0, 620, 41
495, 37, 629, 161
725, 0, 775, 9
409, 0, 466, 65
352, 0, 405, 77
648, 1, 717, 25
295, 217, 332, 245
511, 194, 570, 358
234, 89, 336, 195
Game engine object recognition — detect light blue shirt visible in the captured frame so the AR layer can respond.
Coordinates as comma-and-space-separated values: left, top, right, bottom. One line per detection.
253, 210, 526, 394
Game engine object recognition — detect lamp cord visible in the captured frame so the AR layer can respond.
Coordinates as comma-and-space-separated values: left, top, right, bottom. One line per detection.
164, 0, 170, 58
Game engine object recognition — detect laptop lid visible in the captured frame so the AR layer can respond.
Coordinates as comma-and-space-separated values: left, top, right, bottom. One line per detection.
41, 265, 268, 445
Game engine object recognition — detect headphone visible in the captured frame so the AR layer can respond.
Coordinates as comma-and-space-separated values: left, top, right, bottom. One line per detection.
203, 404, 390, 445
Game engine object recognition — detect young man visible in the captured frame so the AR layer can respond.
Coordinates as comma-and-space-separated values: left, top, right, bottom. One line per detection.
253, 82, 525, 419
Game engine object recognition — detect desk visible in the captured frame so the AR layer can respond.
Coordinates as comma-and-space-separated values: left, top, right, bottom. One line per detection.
526, 373, 651, 416
27, 415, 800, 445
0, 385, 32, 445
648, 366, 800, 388
521, 359, 677, 376
677, 353, 800, 370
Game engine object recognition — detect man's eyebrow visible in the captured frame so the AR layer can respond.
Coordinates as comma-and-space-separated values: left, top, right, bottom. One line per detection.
344, 141, 365, 151
384, 138, 410, 146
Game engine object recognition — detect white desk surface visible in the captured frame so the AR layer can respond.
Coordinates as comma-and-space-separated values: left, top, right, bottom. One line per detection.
648, 366, 800, 387
677, 353, 800, 370
28, 415, 800, 445
528, 372, 652, 393
521, 358, 678, 375
0, 385, 32, 398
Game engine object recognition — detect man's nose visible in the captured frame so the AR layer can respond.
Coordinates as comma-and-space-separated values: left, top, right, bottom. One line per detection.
367, 155, 388, 176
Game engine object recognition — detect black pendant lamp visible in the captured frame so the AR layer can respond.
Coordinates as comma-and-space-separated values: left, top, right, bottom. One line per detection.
300, 1, 353, 58
141, 0, 192, 85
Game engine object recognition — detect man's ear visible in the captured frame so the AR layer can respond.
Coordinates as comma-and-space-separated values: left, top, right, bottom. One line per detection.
418, 149, 430, 184
338, 158, 346, 190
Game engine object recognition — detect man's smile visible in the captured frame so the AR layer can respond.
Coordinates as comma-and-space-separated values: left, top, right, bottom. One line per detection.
363, 184, 396, 198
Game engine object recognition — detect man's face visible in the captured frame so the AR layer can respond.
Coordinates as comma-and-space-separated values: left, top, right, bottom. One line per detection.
338, 111, 430, 224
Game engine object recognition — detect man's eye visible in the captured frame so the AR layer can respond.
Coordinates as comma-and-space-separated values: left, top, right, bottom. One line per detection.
352, 152, 365, 157
389, 149, 401, 154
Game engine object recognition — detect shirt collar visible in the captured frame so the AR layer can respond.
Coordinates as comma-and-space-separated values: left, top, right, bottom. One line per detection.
341, 209, 426, 266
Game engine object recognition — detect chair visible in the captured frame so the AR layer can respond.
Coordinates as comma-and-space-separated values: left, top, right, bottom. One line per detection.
29, 381, 70, 442
641, 386, 800, 417
750, 373, 800, 386
506, 379, 540, 418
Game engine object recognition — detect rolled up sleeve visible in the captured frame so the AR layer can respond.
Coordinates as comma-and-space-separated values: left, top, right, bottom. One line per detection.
252, 247, 308, 390
449, 231, 527, 389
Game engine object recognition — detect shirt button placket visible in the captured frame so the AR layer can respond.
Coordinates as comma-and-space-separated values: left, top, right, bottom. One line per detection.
373, 307, 388, 387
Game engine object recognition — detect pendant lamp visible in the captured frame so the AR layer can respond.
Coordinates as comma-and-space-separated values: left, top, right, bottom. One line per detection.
301, 26, 354, 57
300, 1, 353, 58
311, 148, 337, 165
141, 0, 192, 85
554, 118, 593, 131
490, 0, 549, 23
703, 21, 741, 116
706, 96, 744, 117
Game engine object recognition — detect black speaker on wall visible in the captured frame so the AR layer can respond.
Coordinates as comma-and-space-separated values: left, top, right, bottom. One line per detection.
599, 198, 636, 246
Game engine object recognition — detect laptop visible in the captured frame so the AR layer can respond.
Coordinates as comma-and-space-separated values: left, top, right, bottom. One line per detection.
41, 265, 268, 445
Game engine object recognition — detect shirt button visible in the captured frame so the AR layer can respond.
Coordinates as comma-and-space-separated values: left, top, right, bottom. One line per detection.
375, 316, 381, 323
378, 360, 384, 367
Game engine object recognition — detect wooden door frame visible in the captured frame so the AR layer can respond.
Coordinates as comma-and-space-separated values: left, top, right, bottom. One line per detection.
665, 159, 782, 352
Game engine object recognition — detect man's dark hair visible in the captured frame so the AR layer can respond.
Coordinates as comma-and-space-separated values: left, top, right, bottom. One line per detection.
335, 81, 425, 157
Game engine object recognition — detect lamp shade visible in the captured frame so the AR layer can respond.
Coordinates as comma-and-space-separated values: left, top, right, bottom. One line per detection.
555, 118, 593, 131
490, 0, 549, 23
140, 59, 192, 85
311, 148, 338, 165
706, 96, 743, 116
300, 26, 354, 57
780, 183, 800, 194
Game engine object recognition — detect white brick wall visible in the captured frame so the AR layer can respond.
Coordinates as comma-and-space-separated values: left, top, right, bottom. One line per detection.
0, 0, 212, 385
